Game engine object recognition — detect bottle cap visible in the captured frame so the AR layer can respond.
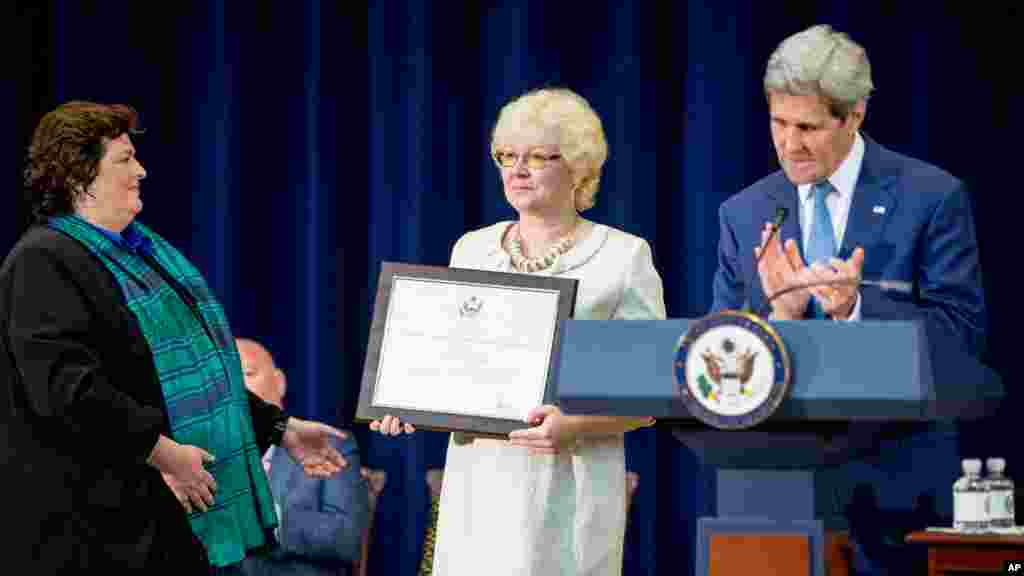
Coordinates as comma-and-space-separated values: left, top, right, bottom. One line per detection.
987, 458, 1006, 473
963, 459, 982, 474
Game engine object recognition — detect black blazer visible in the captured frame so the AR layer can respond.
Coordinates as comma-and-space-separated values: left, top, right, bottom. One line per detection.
0, 225, 284, 573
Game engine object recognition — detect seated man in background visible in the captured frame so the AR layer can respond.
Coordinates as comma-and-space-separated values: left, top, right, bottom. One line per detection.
237, 338, 369, 576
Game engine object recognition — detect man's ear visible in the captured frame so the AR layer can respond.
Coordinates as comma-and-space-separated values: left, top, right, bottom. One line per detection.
846, 99, 867, 132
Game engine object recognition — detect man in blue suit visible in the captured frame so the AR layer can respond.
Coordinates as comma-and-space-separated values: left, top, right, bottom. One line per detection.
710, 24, 988, 575
236, 338, 369, 576
711, 24, 986, 357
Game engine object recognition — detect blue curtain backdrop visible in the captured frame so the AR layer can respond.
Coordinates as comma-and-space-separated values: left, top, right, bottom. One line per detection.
5, 2, 1019, 575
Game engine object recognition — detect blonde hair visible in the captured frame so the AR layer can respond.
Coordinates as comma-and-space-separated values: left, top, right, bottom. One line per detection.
490, 88, 608, 211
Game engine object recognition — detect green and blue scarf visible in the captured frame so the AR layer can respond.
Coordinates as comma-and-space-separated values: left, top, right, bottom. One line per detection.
49, 214, 277, 567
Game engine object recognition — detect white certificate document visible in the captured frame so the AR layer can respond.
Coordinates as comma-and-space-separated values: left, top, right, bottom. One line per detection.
371, 276, 562, 421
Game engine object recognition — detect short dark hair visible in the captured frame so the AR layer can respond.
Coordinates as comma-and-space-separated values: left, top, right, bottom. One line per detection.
24, 101, 142, 221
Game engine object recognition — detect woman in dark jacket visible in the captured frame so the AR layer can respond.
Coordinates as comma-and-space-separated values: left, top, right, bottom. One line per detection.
0, 101, 347, 574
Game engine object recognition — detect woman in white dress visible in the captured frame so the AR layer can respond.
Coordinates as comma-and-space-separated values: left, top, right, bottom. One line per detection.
371, 87, 666, 575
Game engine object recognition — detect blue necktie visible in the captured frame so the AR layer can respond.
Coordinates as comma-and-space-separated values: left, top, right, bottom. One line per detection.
806, 181, 836, 318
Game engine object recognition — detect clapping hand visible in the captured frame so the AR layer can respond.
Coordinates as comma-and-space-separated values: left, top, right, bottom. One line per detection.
755, 223, 812, 320
805, 248, 865, 319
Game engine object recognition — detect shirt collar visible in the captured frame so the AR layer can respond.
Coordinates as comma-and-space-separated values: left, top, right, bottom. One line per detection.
120, 223, 153, 254
75, 217, 153, 255
798, 132, 865, 202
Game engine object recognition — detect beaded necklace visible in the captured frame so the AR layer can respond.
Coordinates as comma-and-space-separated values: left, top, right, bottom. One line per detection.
507, 221, 577, 273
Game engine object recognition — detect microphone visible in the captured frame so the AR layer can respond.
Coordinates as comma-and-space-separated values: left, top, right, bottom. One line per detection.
741, 207, 788, 313
757, 277, 913, 318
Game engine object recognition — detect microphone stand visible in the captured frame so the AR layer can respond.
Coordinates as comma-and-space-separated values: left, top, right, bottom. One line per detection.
756, 277, 912, 318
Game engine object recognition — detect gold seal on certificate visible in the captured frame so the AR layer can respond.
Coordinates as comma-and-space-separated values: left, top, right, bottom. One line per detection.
356, 262, 578, 436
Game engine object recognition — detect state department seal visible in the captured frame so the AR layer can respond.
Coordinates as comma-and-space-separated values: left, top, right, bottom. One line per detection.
673, 311, 790, 430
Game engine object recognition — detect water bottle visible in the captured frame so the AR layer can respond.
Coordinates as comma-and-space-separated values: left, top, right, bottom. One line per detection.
986, 458, 1015, 528
954, 458, 989, 532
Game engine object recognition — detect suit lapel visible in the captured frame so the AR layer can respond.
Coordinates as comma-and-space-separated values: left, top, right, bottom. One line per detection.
766, 177, 803, 260
839, 136, 897, 259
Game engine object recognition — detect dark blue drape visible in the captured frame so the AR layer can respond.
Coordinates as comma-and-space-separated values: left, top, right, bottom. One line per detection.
5, 2, 1018, 575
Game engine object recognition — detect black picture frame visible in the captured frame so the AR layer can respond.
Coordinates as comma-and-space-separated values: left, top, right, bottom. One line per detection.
355, 262, 578, 436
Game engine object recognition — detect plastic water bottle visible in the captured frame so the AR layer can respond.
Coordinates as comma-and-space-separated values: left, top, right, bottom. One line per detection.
954, 459, 989, 532
986, 458, 1015, 528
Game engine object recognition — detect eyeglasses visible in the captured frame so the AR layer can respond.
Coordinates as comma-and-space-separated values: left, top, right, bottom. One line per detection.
492, 150, 563, 170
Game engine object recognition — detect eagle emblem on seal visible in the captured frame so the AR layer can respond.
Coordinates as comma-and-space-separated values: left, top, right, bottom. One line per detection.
697, 338, 759, 402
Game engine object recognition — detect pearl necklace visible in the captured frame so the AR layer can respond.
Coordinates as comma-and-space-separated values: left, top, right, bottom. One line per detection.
508, 223, 577, 273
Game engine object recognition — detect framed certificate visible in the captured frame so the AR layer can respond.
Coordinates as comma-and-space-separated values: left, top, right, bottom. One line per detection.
355, 262, 579, 435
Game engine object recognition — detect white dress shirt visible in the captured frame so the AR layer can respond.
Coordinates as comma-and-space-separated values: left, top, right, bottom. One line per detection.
263, 445, 282, 540
796, 132, 865, 320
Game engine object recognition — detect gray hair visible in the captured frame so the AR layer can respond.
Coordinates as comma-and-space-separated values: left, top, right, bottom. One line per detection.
764, 25, 874, 118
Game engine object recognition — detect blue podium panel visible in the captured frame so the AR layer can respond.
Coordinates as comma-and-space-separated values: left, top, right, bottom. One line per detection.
555, 319, 1003, 421
671, 425, 900, 469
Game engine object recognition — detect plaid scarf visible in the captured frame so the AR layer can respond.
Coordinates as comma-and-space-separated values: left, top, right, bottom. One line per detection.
48, 215, 277, 567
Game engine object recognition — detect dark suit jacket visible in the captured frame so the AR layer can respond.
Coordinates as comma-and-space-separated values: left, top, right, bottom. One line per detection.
240, 435, 369, 576
711, 135, 987, 357
0, 225, 286, 573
